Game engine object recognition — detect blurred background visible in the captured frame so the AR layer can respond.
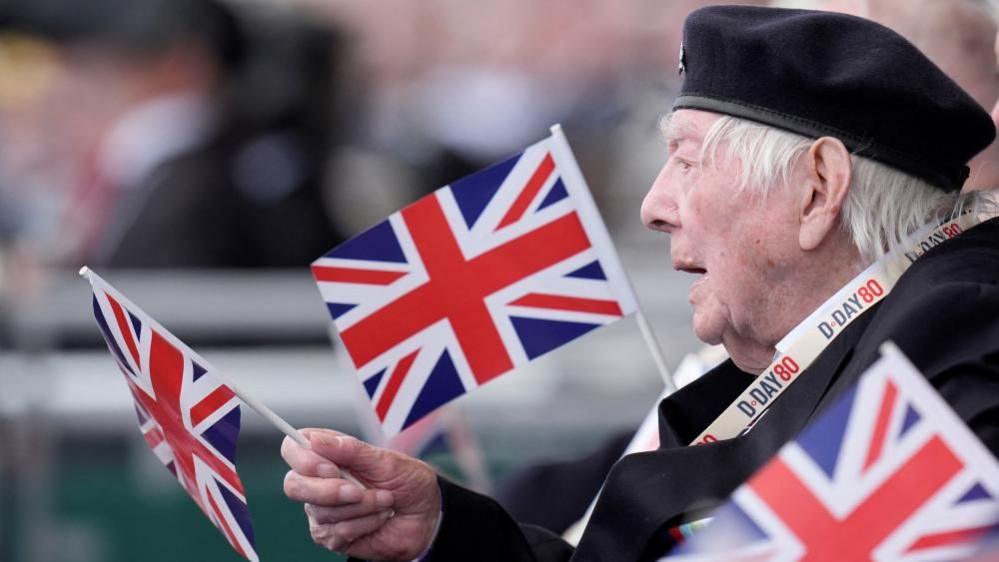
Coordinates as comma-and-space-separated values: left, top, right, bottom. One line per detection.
1, 0, 995, 560
0, 1, 714, 559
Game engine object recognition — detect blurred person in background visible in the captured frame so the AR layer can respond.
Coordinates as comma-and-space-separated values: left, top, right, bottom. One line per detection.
0, 30, 68, 309
820, 0, 999, 191
994, 3, 999, 136
0, 0, 343, 269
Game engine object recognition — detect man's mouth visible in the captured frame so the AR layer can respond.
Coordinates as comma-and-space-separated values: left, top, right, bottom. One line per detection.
674, 262, 707, 276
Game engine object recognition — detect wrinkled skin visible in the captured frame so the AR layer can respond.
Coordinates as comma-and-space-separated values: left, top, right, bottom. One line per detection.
641, 109, 861, 373
281, 429, 440, 560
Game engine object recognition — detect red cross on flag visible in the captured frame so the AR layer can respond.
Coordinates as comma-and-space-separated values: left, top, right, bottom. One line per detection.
312, 127, 638, 436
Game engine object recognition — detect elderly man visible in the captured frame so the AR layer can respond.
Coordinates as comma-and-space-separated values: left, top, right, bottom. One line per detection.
281, 6, 999, 561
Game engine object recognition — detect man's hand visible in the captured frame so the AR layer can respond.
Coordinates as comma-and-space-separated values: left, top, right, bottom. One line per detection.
281, 428, 441, 560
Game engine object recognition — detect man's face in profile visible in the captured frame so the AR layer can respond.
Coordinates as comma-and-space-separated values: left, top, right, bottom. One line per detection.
641, 109, 805, 372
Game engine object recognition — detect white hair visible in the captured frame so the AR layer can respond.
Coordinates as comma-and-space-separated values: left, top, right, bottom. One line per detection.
695, 115, 993, 264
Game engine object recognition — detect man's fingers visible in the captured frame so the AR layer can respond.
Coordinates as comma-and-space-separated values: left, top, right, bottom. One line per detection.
305, 489, 395, 524
280, 434, 342, 478
284, 471, 370, 505
310, 511, 395, 553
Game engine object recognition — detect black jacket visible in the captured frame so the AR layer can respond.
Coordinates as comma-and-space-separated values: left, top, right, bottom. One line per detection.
426, 218, 999, 562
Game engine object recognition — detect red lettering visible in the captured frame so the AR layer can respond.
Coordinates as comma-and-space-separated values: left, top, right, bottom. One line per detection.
858, 286, 872, 303
773, 364, 789, 381
857, 278, 885, 304
699, 434, 717, 445
781, 356, 799, 376
867, 279, 884, 297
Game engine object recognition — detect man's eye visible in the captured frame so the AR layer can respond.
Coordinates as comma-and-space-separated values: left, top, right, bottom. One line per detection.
679, 160, 694, 173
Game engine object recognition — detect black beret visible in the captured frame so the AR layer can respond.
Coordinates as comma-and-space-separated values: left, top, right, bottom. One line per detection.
674, 6, 996, 192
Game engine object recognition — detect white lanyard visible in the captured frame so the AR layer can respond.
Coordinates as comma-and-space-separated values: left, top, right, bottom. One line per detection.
692, 210, 991, 445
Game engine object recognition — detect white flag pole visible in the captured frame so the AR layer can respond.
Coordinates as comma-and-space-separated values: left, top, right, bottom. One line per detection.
79, 266, 365, 489
634, 309, 676, 394
548, 126, 677, 393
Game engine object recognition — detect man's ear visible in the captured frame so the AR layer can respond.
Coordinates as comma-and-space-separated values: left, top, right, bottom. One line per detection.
799, 137, 852, 251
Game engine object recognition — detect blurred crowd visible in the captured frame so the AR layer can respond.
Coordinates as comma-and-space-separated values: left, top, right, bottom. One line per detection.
0, 0, 730, 290
1, 0, 997, 282
0, 0, 342, 274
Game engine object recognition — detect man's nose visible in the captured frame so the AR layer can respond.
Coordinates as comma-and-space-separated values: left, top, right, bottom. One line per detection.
640, 167, 680, 233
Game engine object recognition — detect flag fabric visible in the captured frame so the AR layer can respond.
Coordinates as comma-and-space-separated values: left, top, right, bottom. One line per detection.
662, 344, 999, 562
313, 127, 637, 436
88, 272, 259, 562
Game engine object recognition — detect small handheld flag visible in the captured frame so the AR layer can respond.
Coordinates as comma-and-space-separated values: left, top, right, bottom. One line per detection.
661, 343, 999, 561
84, 268, 263, 561
313, 126, 642, 436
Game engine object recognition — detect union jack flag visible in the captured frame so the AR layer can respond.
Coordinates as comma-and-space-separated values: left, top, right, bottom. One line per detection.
87, 271, 258, 561
663, 344, 999, 562
313, 128, 637, 436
